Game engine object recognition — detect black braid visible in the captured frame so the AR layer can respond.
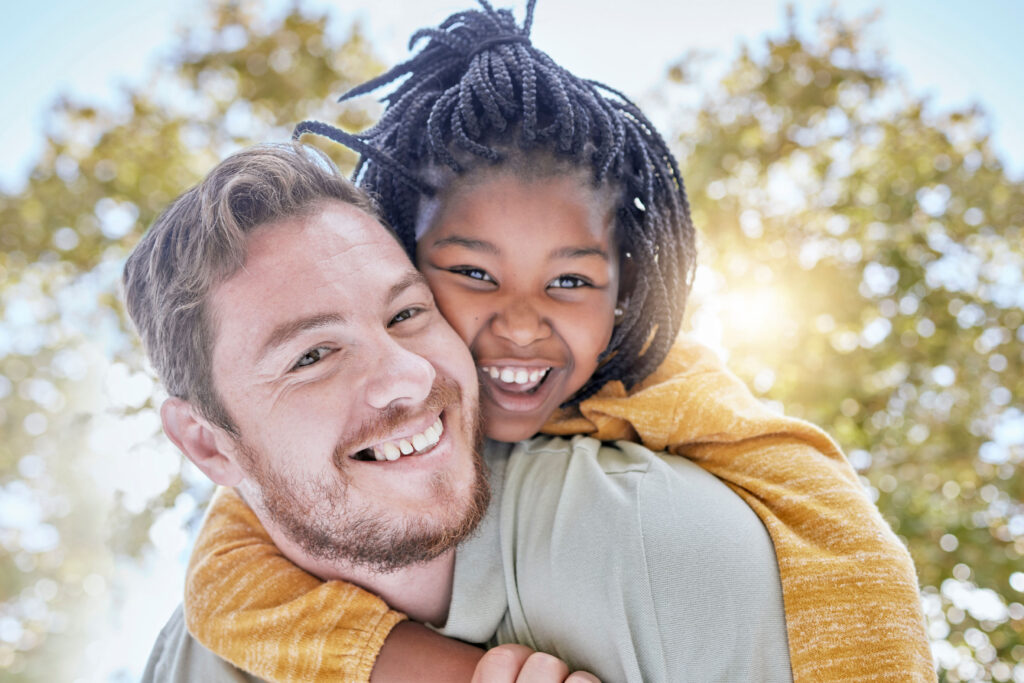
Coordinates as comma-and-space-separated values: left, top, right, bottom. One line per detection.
296, 0, 696, 403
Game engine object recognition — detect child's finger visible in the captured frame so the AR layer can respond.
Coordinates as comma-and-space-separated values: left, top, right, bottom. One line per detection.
514, 651, 571, 682
565, 672, 600, 683
470, 644, 534, 683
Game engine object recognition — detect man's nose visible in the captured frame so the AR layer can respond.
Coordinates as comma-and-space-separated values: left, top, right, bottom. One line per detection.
364, 335, 436, 410
490, 298, 552, 347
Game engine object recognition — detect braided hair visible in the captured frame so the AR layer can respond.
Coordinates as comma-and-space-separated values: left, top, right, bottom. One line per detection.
296, 0, 696, 403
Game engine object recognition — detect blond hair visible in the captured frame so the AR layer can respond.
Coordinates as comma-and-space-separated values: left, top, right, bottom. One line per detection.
123, 143, 383, 432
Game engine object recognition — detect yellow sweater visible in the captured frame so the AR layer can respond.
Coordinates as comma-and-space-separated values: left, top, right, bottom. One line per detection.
184, 337, 935, 682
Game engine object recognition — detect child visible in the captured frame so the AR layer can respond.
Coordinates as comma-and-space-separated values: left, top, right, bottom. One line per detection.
184, 2, 933, 681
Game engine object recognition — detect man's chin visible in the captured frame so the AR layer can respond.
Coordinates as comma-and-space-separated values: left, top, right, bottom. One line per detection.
232, 388, 490, 574
238, 448, 490, 575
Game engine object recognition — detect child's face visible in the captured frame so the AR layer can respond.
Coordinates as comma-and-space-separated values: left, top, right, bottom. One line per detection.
416, 172, 619, 442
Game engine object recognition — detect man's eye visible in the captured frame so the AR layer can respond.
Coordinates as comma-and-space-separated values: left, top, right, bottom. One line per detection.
549, 275, 591, 289
390, 307, 423, 326
449, 267, 495, 283
293, 346, 332, 369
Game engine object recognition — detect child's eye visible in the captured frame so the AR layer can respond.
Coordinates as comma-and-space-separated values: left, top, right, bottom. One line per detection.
449, 267, 495, 283
548, 275, 591, 289
293, 346, 333, 370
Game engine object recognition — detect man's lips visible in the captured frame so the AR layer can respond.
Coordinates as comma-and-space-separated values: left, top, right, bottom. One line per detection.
350, 415, 444, 462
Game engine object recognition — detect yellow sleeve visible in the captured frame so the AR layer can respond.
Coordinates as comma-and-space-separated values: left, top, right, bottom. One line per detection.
543, 336, 935, 682
183, 487, 407, 683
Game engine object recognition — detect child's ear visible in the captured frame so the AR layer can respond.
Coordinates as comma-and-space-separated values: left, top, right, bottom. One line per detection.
161, 397, 244, 486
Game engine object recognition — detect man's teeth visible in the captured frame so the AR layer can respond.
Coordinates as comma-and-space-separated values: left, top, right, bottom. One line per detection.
372, 418, 443, 462
481, 366, 550, 385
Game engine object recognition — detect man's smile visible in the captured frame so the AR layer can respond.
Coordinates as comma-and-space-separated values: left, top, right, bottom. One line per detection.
352, 415, 445, 461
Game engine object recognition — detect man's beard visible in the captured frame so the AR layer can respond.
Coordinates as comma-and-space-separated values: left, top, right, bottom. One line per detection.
235, 376, 490, 574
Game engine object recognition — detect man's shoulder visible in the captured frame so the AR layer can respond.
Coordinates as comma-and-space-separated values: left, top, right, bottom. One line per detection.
497, 435, 792, 682
141, 605, 259, 683
512, 435, 776, 565
510, 433, 723, 494
504, 434, 753, 552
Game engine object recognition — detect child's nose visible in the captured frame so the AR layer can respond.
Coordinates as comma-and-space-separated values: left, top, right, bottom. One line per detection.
490, 298, 552, 347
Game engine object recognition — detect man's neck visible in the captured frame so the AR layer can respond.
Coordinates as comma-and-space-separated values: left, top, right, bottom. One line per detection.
266, 524, 457, 627
353, 550, 457, 626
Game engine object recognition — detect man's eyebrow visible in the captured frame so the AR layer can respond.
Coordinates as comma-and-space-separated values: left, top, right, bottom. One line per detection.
550, 245, 611, 261
430, 236, 499, 254
258, 313, 345, 363
388, 270, 431, 304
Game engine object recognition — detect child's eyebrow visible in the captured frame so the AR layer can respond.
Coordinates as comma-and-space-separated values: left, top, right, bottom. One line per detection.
430, 236, 498, 253
550, 246, 611, 261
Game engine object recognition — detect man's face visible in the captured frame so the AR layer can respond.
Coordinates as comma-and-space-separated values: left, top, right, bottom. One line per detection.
208, 200, 486, 574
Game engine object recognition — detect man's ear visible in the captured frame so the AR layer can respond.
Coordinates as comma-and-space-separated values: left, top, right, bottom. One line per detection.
161, 397, 245, 486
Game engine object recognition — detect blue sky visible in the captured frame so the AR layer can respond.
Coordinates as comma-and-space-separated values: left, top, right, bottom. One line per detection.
2, 0, 1023, 193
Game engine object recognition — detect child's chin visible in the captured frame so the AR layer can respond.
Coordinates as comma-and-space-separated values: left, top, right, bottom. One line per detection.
482, 404, 548, 443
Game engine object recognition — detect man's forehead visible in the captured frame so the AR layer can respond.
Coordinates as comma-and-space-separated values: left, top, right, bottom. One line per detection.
211, 202, 420, 338
248, 201, 404, 262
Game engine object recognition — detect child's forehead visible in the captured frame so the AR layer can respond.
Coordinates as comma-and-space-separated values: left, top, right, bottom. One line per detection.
413, 155, 623, 244
446, 164, 617, 208
421, 173, 618, 256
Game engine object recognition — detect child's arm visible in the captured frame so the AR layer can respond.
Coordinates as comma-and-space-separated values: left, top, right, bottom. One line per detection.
184, 488, 583, 683
372, 626, 599, 682
545, 336, 935, 682
184, 487, 407, 682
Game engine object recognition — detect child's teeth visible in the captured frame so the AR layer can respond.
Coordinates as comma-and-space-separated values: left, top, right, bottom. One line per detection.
481, 366, 551, 386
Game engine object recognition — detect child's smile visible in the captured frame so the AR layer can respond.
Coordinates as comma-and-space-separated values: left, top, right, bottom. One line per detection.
417, 171, 620, 442
477, 360, 557, 413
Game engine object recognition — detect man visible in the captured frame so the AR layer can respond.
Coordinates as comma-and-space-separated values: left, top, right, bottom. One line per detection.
131, 143, 791, 682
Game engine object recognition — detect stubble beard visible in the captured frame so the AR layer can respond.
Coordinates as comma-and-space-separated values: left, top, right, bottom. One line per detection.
235, 377, 490, 574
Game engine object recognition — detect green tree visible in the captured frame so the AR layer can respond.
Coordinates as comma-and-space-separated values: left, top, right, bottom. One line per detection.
0, 3, 382, 679
2, 2, 1022, 681
672, 8, 1023, 681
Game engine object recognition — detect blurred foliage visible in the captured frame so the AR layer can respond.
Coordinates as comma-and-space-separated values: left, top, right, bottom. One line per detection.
0, 1, 1021, 681
674, 8, 1024, 681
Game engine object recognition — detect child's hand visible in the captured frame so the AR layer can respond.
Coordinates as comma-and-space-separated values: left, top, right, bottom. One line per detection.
472, 644, 600, 683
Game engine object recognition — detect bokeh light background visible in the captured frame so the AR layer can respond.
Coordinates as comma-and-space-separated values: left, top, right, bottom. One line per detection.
1, 1, 1022, 681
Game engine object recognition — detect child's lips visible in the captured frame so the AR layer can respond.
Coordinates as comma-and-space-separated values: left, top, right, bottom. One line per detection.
477, 364, 560, 413
478, 365, 551, 392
